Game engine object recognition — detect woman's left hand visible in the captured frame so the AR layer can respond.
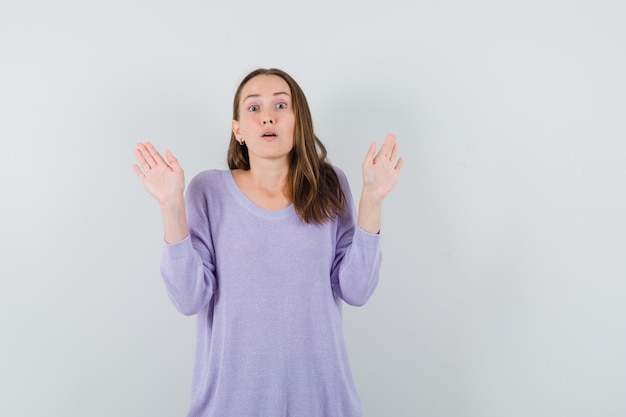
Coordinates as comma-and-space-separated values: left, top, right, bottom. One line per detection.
362, 133, 404, 201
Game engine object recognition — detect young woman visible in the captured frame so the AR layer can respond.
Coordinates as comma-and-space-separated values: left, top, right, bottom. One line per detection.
133, 68, 403, 417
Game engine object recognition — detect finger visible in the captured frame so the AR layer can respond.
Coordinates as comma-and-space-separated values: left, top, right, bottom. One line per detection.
143, 141, 167, 166
136, 142, 158, 169
135, 147, 153, 172
165, 150, 180, 171
390, 142, 398, 161
132, 164, 145, 178
395, 157, 405, 172
364, 141, 376, 165
377, 133, 396, 159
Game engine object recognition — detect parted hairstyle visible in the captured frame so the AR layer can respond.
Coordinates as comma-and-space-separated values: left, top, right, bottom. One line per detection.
227, 68, 346, 225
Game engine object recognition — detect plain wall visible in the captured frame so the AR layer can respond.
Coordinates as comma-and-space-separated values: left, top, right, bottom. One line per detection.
1, 1, 625, 416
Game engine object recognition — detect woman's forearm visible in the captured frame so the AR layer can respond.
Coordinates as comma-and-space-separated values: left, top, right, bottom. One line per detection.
160, 195, 189, 244
357, 188, 383, 234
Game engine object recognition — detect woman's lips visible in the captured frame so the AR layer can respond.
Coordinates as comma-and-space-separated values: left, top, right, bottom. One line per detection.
261, 130, 277, 140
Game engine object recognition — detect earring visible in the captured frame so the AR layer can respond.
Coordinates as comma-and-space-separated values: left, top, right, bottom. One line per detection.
239, 138, 245, 146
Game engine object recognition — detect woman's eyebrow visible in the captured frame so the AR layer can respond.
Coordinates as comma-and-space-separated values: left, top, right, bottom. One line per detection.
243, 92, 291, 101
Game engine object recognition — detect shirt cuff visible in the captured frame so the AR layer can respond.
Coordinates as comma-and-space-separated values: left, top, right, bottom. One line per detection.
162, 235, 193, 260
353, 226, 381, 250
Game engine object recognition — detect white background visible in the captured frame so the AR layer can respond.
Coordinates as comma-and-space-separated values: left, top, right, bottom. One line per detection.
1, 1, 625, 416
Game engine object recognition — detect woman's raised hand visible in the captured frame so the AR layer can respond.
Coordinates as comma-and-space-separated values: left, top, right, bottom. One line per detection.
362, 133, 404, 201
357, 134, 403, 234
133, 142, 185, 205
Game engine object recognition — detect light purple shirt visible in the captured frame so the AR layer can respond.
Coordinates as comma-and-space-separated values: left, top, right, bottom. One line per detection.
161, 168, 381, 417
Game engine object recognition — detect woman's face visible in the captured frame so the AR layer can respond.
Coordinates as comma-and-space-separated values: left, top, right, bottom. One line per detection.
232, 74, 296, 166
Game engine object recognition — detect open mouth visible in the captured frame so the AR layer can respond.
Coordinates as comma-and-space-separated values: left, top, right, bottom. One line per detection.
262, 132, 277, 138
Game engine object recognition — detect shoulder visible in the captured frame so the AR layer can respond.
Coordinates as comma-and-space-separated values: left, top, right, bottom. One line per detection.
329, 165, 350, 191
189, 169, 229, 185
187, 169, 231, 196
331, 165, 347, 180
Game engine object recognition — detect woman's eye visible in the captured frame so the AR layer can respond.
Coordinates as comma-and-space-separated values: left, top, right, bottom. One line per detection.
276, 102, 287, 109
248, 105, 259, 111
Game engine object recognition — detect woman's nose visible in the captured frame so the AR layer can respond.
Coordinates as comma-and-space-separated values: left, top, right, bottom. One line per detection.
261, 108, 274, 124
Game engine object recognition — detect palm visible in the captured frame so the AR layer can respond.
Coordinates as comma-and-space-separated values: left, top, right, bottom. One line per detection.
133, 142, 185, 204
362, 134, 403, 200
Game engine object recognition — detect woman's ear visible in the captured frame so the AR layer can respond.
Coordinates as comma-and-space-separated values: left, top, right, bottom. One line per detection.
232, 120, 240, 140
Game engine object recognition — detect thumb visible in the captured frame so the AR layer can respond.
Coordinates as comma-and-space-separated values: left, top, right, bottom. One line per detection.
165, 150, 181, 169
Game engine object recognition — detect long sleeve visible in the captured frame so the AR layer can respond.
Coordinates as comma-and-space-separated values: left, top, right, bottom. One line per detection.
156, 169, 377, 417
330, 168, 383, 306
160, 175, 217, 316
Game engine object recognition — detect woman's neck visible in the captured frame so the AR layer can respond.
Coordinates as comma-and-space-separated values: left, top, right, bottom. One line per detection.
248, 160, 289, 195
232, 158, 292, 210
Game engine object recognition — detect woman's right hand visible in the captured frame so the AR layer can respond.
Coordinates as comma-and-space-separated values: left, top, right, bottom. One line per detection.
133, 142, 185, 205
